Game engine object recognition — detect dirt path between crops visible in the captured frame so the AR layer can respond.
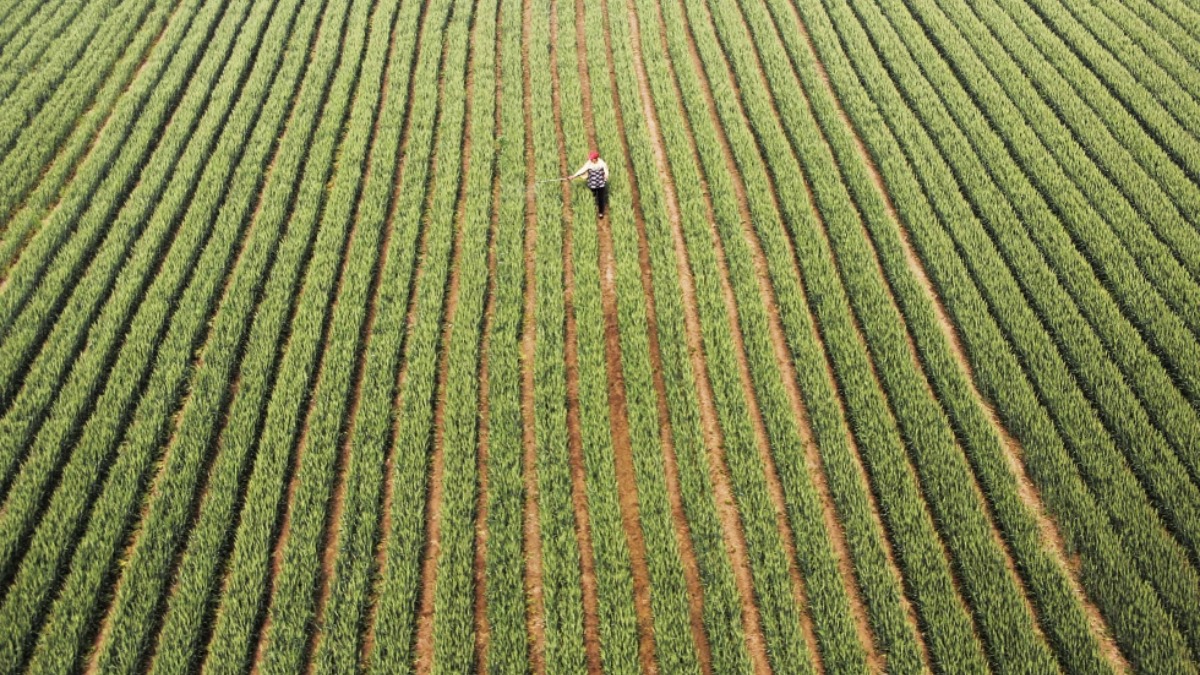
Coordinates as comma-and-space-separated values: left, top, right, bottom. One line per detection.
571, 1, 659, 671
547, 1, 605, 669
600, 0, 714, 670
519, 0, 547, 668
764, 0, 1126, 669
473, 16, 505, 667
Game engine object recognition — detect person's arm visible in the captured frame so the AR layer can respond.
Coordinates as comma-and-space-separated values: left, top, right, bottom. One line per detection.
570, 163, 588, 179
602, 160, 610, 182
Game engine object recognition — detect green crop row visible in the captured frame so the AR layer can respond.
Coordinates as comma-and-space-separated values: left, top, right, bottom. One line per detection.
0, 0, 227, 284
631, 0, 859, 668
929, 0, 1200, 362
0, 0, 146, 159
0, 0, 94, 78
906, 0, 1200, 310
0, 0, 243, 449
628, 0, 928, 671
1011, 0, 1200, 179
0, 0, 174, 226
0, 0, 65, 57
672, 0, 931, 667
900, 0, 1200, 531
0, 0, 218, 393
1052, 0, 1200, 141
0, 0, 270, 605
0, 0, 97, 106
1069, 0, 1200, 116
696, 0, 1066, 669
791, 0, 1200, 667
366, 0, 473, 668
85, 0, 374, 671
725, 0, 1115, 669
843, 0, 1200, 604
479, 0, 531, 667
1135, 0, 1200, 51
1118, 0, 1200, 71
428, 0, 498, 667
669, 0, 1004, 670
0, 0, 315, 666
861, 0, 1200, 559
36, 0, 339, 668
525, 0, 588, 665
747, 0, 1114, 670
148, 1, 403, 672
185, 2, 377, 672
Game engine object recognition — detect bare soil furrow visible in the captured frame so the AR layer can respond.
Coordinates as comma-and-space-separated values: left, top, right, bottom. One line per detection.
519, 0, 546, 666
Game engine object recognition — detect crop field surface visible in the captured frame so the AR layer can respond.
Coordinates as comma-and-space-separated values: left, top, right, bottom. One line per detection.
0, 0, 1197, 670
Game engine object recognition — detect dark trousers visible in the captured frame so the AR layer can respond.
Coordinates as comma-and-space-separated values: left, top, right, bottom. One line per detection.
591, 185, 608, 217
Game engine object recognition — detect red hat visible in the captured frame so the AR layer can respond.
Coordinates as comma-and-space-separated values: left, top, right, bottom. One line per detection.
589, 151, 600, 161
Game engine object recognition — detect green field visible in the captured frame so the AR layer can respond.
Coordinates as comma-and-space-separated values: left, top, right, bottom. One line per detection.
0, 0, 1198, 670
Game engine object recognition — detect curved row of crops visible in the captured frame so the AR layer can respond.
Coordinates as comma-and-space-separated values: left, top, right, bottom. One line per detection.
0, 0, 1197, 670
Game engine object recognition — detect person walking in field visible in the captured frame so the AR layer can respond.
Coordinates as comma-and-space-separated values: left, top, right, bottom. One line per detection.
571, 151, 610, 218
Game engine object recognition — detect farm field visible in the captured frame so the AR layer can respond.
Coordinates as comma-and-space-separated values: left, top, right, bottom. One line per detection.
0, 0, 1198, 669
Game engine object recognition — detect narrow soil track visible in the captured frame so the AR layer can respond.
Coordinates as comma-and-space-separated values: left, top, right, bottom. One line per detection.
661, 0, 832, 668
766, 0, 1125, 667
473, 20, 505, 664
629, 1, 770, 671
474, 163, 501, 674
304, 6, 405, 668
571, 1, 658, 671
600, 0, 714, 669
547, 0, 605, 669
0, 0, 184, 231
519, 0, 547, 666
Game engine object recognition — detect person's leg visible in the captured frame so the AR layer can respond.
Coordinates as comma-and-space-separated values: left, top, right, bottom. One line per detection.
598, 185, 608, 217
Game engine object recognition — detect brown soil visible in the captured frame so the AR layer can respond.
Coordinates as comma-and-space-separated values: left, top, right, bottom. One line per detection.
605, 0, 714, 670
572, 1, 659, 671
519, 0, 547, 667
473, 16, 505, 668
